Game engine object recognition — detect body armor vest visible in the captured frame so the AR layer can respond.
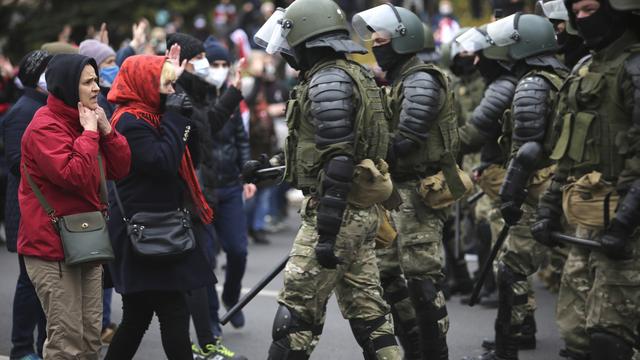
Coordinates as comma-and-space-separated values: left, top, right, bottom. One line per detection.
283, 59, 388, 190
387, 57, 464, 195
550, 32, 640, 181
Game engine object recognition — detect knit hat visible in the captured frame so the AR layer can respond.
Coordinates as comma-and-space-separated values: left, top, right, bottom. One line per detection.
203, 36, 231, 64
166, 33, 205, 62
79, 39, 116, 66
18, 50, 52, 88
40, 41, 78, 55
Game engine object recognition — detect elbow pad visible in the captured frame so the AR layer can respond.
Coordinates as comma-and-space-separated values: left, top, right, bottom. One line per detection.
317, 156, 354, 240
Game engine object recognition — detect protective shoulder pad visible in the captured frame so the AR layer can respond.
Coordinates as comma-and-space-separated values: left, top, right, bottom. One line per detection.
624, 52, 640, 127
512, 74, 553, 144
470, 75, 517, 137
309, 66, 355, 147
398, 70, 442, 141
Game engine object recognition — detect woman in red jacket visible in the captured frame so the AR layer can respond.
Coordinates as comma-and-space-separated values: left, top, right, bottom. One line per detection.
18, 53, 131, 359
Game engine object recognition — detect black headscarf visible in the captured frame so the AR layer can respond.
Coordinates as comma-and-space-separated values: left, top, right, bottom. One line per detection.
45, 54, 98, 107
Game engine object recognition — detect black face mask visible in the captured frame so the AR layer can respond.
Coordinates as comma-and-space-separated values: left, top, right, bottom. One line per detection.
451, 56, 476, 77
476, 54, 504, 82
372, 43, 400, 72
560, 33, 589, 68
574, 4, 627, 50
159, 93, 168, 113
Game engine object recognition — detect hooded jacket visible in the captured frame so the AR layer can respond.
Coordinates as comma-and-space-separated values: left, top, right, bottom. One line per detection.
18, 54, 131, 261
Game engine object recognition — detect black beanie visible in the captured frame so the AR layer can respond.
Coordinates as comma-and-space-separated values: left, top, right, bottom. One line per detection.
204, 36, 231, 63
18, 50, 52, 89
46, 54, 98, 107
166, 33, 205, 62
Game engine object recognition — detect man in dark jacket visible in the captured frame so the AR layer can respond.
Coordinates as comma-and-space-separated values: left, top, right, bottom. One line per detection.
1, 49, 50, 360
168, 33, 247, 360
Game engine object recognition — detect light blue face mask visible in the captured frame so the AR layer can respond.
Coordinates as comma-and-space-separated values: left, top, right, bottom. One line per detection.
99, 65, 120, 87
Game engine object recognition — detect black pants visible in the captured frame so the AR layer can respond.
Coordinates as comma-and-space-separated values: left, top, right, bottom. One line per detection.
104, 290, 192, 360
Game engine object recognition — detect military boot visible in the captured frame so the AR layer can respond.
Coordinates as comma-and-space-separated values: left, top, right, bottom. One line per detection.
481, 313, 536, 351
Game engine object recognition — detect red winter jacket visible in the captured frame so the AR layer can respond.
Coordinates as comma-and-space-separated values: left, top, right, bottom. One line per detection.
18, 95, 131, 261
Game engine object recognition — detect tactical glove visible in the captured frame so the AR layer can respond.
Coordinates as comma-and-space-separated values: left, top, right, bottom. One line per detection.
315, 237, 342, 269
500, 201, 523, 226
241, 154, 270, 184
600, 219, 633, 260
166, 93, 193, 118
530, 206, 561, 247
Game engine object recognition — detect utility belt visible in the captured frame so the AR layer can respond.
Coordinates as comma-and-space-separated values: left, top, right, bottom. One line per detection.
562, 171, 618, 231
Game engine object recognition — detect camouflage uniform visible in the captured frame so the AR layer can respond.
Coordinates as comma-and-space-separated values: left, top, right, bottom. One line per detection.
279, 197, 398, 356
536, 29, 640, 358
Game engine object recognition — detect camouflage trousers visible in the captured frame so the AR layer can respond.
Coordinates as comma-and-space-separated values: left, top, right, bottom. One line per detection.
557, 225, 640, 355
497, 203, 548, 328
376, 182, 449, 339
276, 197, 402, 359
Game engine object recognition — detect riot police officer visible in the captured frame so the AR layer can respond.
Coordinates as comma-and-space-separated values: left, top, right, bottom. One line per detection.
253, 1, 402, 359
353, 5, 466, 359
532, 1, 640, 359
458, 13, 569, 360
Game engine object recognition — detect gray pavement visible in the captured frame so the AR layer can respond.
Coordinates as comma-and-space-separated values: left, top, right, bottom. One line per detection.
0, 207, 562, 359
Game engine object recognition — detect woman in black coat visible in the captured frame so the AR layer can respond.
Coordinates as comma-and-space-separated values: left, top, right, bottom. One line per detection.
104, 50, 215, 360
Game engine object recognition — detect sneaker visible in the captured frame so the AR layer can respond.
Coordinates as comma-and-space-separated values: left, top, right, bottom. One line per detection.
17, 355, 42, 360
192, 343, 205, 360
202, 339, 248, 360
223, 302, 245, 329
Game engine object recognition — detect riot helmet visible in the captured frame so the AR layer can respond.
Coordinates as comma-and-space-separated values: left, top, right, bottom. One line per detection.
564, 0, 630, 50
352, 4, 425, 54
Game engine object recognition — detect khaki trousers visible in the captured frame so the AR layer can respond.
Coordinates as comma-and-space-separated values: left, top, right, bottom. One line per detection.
25, 256, 103, 360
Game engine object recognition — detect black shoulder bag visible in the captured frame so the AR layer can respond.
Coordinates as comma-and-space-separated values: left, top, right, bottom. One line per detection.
112, 183, 195, 261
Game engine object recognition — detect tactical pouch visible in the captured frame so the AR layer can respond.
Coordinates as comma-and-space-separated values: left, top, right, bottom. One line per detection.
476, 164, 507, 201
526, 165, 556, 206
347, 159, 393, 208
374, 205, 397, 249
562, 171, 618, 230
416, 165, 473, 209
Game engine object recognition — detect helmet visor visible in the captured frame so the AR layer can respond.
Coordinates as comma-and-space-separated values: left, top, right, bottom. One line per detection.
352, 4, 406, 41
486, 14, 520, 47
254, 8, 293, 55
541, 0, 569, 20
455, 27, 492, 53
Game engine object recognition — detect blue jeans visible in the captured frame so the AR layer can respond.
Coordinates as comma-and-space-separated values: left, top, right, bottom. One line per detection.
245, 186, 274, 231
103, 288, 113, 330
213, 185, 248, 307
10, 255, 46, 359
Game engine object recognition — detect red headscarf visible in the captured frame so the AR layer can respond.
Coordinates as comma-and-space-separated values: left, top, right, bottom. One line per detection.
109, 55, 214, 224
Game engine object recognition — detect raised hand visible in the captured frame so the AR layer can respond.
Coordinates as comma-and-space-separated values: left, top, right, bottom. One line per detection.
130, 20, 148, 49
78, 102, 98, 133
95, 106, 112, 135
232, 57, 246, 89
166, 43, 187, 79
98, 22, 109, 45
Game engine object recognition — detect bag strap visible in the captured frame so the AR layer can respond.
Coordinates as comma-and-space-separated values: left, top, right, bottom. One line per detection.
23, 153, 109, 220
23, 163, 56, 219
110, 182, 128, 222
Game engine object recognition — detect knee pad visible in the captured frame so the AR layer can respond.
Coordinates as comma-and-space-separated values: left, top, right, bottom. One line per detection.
272, 305, 323, 342
268, 339, 310, 360
407, 278, 448, 339
495, 263, 527, 334
589, 332, 633, 360
380, 276, 410, 306
349, 316, 398, 359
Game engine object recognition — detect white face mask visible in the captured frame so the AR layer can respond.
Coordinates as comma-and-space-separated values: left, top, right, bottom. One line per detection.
190, 57, 210, 78
439, 2, 453, 15
206, 66, 230, 89
37, 72, 48, 92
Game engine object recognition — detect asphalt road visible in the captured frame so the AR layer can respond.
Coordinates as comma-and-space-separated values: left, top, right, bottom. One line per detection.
0, 204, 562, 360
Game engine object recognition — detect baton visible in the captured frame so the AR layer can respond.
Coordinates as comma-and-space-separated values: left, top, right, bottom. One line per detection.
220, 255, 289, 325
468, 224, 510, 307
550, 232, 602, 249
256, 165, 286, 176
467, 191, 485, 205
454, 200, 461, 259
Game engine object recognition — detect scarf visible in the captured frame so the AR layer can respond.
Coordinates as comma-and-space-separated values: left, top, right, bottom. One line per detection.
108, 55, 214, 223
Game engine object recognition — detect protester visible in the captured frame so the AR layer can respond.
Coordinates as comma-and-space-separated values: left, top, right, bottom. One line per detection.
19, 53, 131, 359
166, 32, 247, 360
104, 49, 217, 360
79, 40, 118, 124
2, 49, 51, 360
